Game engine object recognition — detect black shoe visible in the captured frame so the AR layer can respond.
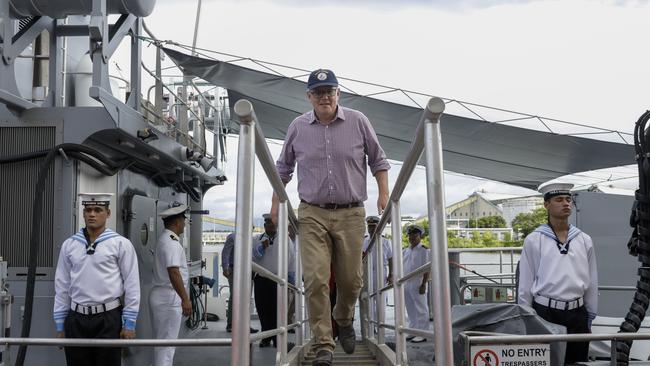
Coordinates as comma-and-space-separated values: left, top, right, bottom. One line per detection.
338, 324, 356, 354
259, 339, 272, 348
313, 350, 333, 366
250, 327, 259, 333
288, 328, 295, 334
226, 325, 232, 333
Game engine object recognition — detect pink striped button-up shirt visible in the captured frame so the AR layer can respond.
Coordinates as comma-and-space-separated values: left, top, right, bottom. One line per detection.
276, 106, 390, 205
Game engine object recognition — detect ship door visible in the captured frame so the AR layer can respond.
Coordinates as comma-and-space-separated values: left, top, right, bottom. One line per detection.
124, 194, 157, 366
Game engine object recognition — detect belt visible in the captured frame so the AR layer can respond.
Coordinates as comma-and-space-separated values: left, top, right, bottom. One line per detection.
301, 200, 363, 210
72, 299, 121, 315
534, 295, 584, 311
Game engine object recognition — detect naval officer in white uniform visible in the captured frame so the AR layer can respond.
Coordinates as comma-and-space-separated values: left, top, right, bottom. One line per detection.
150, 203, 191, 366
518, 182, 598, 364
402, 224, 430, 343
54, 193, 140, 366
362, 216, 393, 323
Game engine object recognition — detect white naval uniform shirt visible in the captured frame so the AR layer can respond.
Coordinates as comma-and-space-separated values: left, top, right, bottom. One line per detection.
362, 234, 393, 277
152, 229, 189, 291
402, 243, 430, 288
53, 228, 140, 332
517, 224, 598, 320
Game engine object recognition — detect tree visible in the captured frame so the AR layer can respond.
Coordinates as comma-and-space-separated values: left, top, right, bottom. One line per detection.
469, 215, 507, 228
512, 207, 547, 238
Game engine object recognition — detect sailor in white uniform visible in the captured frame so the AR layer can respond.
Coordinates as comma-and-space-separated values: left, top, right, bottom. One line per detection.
362, 216, 393, 323
518, 182, 598, 364
150, 203, 191, 366
402, 224, 430, 343
53, 193, 140, 366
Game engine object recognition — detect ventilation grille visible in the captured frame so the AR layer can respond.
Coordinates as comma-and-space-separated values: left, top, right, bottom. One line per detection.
0, 127, 55, 268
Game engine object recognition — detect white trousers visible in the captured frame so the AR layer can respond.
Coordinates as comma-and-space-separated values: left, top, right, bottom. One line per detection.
404, 283, 429, 331
149, 286, 182, 366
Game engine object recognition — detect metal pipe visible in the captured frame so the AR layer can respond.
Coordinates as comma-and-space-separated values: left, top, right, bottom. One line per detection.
277, 200, 289, 364
231, 99, 256, 366
400, 326, 435, 339
0, 337, 233, 347
376, 233, 385, 344
396, 262, 431, 285
391, 201, 407, 366
422, 97, 453, 366
295, 234, 304, 345
252, 263, 285, 286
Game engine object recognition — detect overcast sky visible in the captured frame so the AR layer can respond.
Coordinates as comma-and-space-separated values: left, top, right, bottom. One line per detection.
120, 0, 650, 221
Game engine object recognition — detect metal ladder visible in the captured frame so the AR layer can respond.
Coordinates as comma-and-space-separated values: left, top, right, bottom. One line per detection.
301, 341, 380, 366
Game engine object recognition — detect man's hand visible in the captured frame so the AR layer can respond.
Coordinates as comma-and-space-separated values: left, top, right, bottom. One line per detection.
418, 283, 426, 295
120, 329, 136, 339
262, 238, 270, 249
223, 267, 232, 278
181, 298, 192, 316
386, 274, 393, 285
377, 191, 389, 215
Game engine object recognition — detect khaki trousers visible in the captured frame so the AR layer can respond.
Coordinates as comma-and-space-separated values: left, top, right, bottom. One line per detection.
298, 202, 365, 352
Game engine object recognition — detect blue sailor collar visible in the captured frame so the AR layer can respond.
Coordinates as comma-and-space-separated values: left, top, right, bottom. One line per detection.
534, 224, 582, 242
534, 224, 582, 254
71, 228, 119, 246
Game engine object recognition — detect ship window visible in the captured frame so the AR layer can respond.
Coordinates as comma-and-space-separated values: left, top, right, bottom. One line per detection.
140, 223, 149, 246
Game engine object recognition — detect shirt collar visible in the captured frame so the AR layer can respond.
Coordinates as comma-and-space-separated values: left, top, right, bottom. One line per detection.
164, 228, 180, 241
309, 105, 345, 124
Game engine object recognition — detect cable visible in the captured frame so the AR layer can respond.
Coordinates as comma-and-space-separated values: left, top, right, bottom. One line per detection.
615, 110, 650, 365
185, 283, 205, 330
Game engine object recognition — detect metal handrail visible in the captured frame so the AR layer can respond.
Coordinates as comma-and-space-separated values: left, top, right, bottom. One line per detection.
360, 97, 449, 366
231, 99, 304, 366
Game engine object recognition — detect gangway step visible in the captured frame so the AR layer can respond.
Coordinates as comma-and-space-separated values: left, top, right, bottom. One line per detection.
301, 342, 379, 366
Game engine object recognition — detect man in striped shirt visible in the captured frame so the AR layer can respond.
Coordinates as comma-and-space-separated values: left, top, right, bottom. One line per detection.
272, 69, 390, 366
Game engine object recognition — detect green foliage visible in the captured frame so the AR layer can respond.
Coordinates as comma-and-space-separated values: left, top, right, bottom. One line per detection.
468, 215, 507, 228
511, 207, 547, 238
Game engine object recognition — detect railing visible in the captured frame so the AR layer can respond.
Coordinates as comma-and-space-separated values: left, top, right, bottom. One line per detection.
230, 99, 305, 366
360, 97, 452, 366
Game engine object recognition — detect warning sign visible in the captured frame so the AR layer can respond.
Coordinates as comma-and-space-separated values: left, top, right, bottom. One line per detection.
470, 344, 550, 366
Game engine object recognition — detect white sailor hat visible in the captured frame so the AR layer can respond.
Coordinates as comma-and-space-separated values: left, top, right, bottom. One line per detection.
366, 215, 380, 224
538, 182, 574, 200
159, 202, 188, 219
406, 224, 424, 235
79, 193, 113, 207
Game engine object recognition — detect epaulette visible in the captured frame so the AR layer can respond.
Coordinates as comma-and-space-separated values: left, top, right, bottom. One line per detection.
170, 235, 178, 241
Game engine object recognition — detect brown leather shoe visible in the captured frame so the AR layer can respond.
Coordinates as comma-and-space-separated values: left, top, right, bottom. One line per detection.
313, 350, 333, 366
338, 324, 356, 354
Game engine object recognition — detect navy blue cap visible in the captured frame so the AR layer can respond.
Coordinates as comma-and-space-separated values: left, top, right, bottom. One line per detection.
307, 69, 338, 91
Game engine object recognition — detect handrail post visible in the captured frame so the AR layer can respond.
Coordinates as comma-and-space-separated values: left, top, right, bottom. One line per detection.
422, 98, 453, 365
232, 100, 256, 366
391, 200, 407, 366
360, 260, 370, 340
376, 233, 385, 344
278, 200, 289, 364
295, 235, 304, 345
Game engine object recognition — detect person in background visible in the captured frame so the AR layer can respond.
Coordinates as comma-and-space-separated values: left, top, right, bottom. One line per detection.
518, 182, 598, 363
149, 203, 191, 366
252, 214, 296, 347
221, 231, 259, 334
402, 224, 430, 343
362, 215, 393, 324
